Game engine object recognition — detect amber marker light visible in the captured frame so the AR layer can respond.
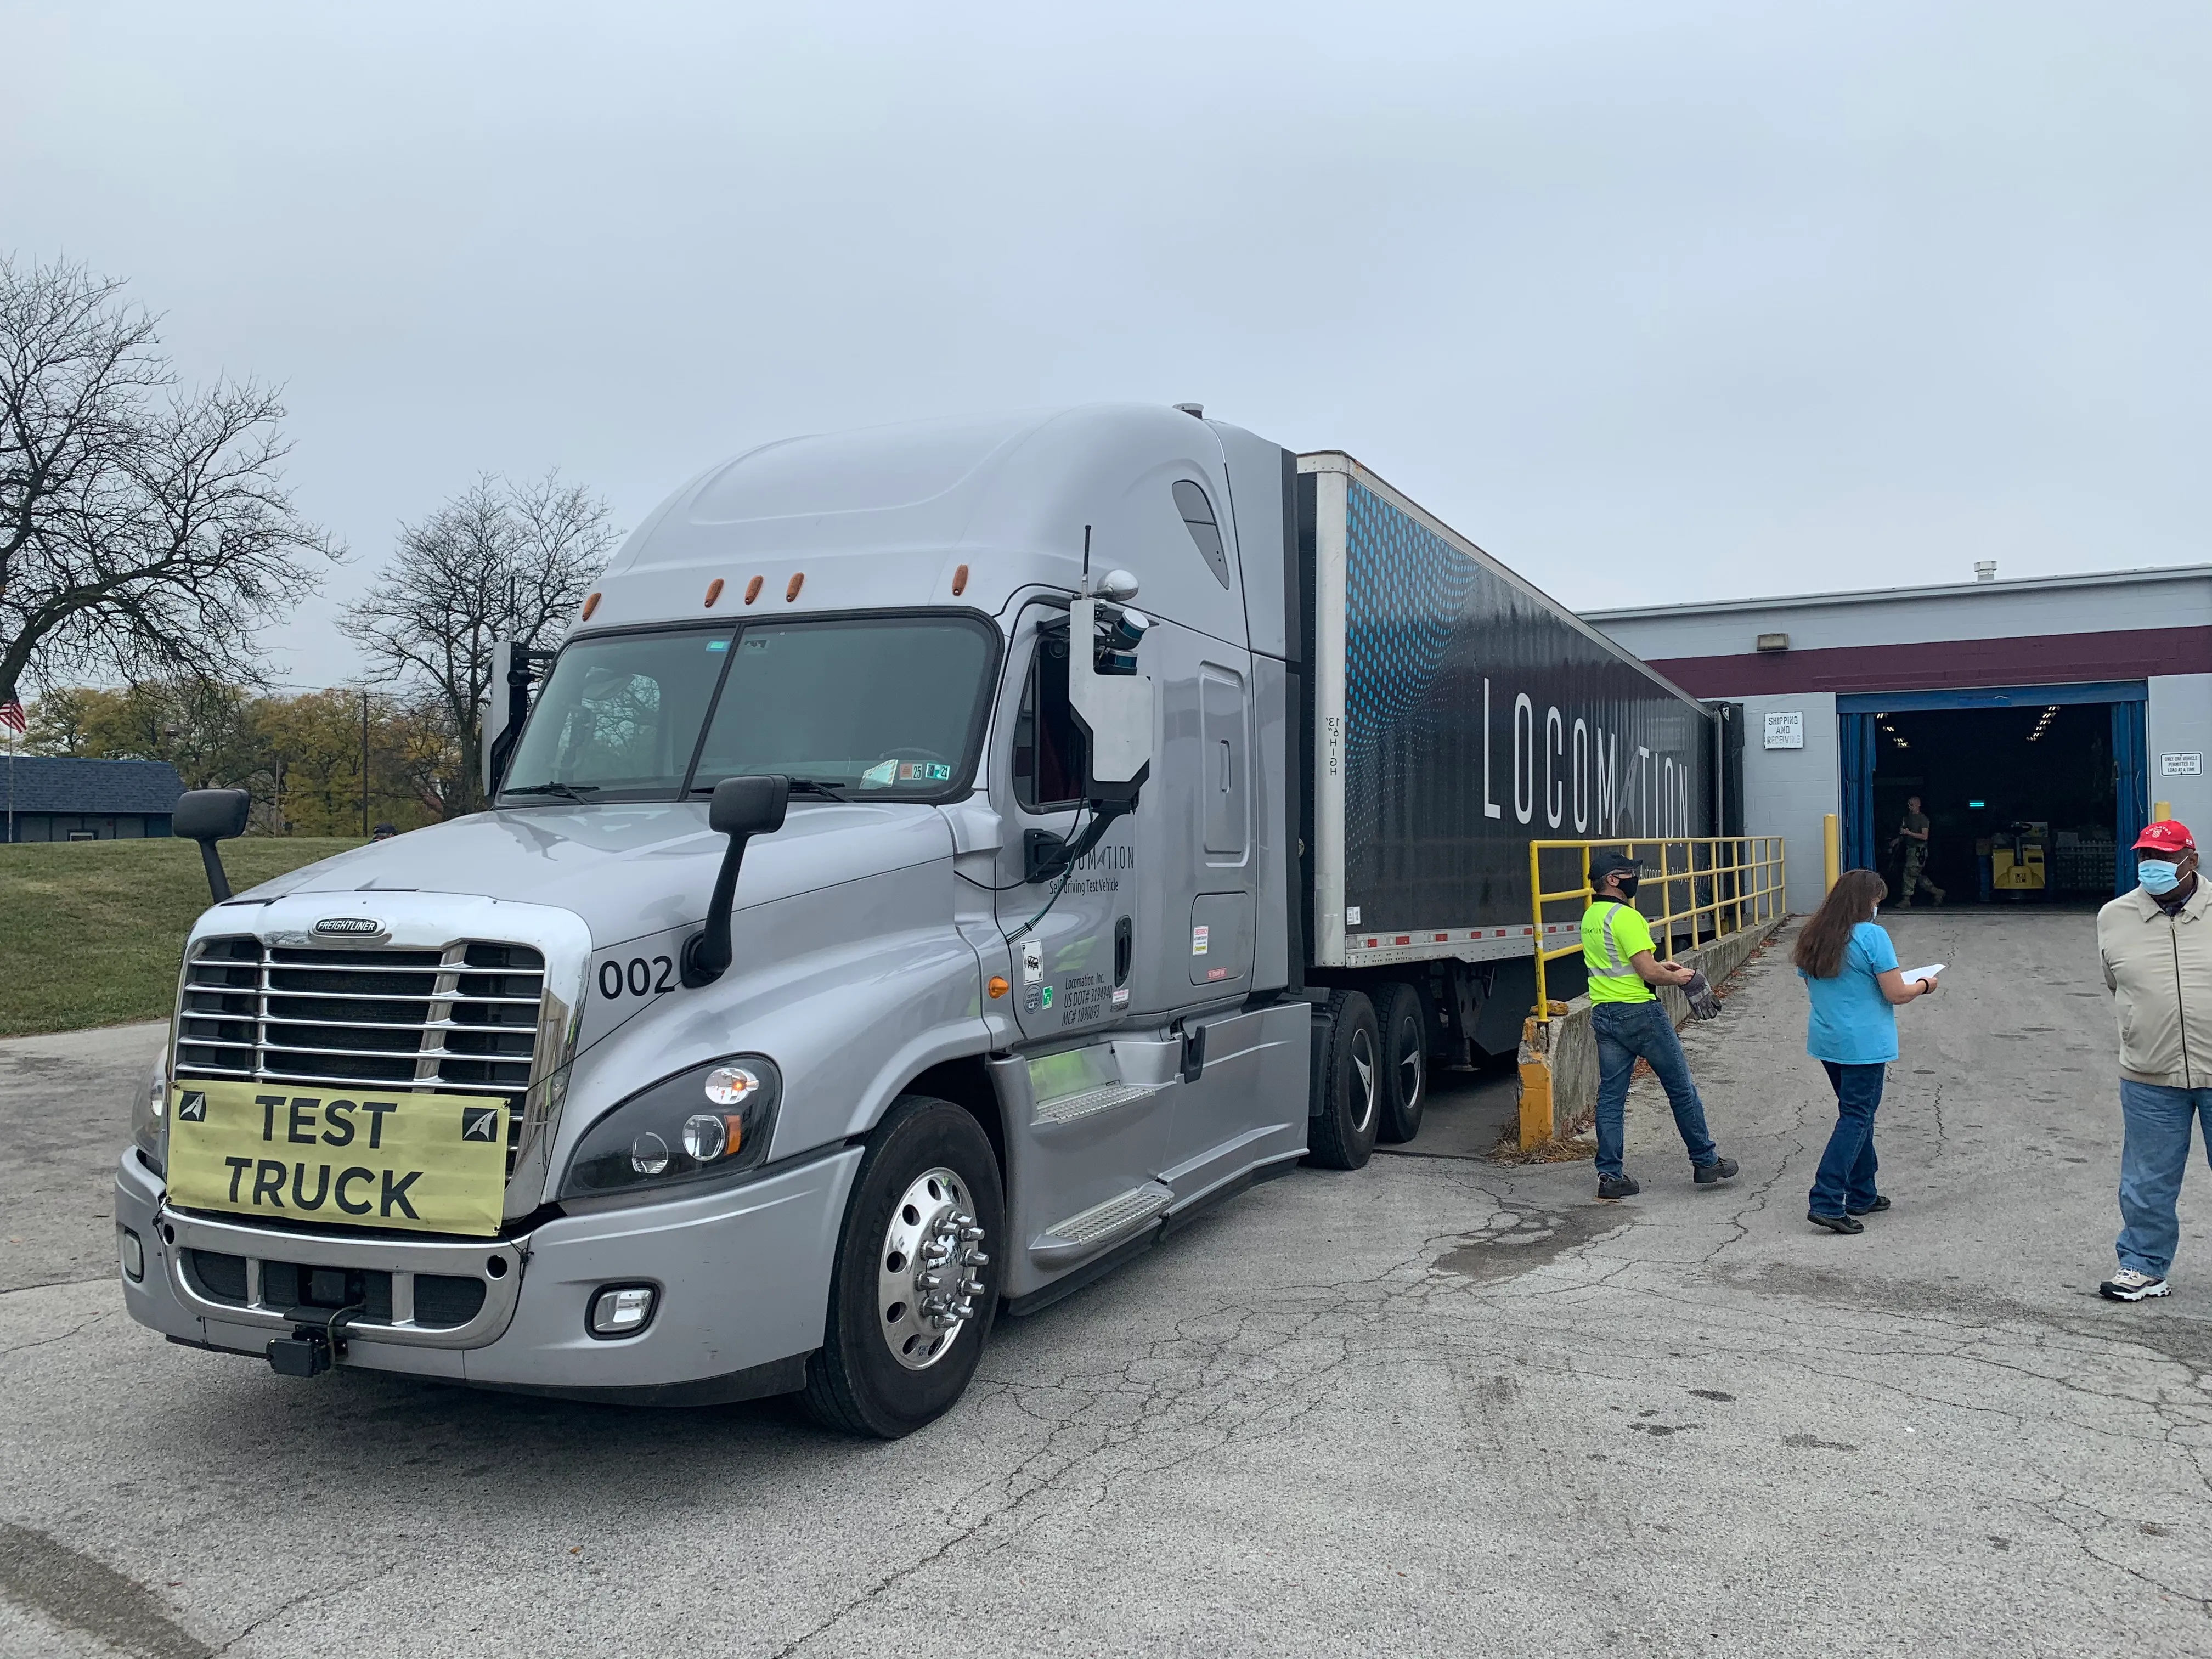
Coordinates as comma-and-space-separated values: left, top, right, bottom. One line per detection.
704, 578, 724, 607
952, 563, 969, 596
581, 591, 601, 620
743, 575, 763, 605
987, 975, 1008, 999
786, 572, 805, 602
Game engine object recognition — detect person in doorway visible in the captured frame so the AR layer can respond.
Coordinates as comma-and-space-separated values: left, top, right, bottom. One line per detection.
1583, 850, 1739, 1200
1896, 797, 1944, 907
1895, 796, 1945, 907
1792, 869, 1938, 1234
2094, 819, 2212, 1302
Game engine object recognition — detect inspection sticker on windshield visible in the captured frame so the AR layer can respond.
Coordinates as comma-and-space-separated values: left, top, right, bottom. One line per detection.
896, 761, 952, 782
165, 1080, 510, 1237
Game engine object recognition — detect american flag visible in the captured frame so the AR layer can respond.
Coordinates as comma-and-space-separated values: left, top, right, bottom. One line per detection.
0, 699, 24, 735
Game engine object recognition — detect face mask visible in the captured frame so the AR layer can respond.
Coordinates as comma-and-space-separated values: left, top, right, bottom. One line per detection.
2140, 859, 2183, 896
1613, 875, 1639, 900
1870, 905, 1879, 920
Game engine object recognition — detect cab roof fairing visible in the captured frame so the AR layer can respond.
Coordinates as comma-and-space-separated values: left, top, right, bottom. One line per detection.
569, 403, 1264, 647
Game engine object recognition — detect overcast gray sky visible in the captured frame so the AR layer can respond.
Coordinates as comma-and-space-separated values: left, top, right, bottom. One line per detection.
7, 2, 2206, 687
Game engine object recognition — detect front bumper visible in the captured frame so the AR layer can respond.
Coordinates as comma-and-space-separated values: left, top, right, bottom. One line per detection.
115, 1144, 862, 1396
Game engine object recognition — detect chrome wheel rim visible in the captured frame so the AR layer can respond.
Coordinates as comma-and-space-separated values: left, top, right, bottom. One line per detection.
1349, 1026, 1378, 1134
876, 1166, 990, 1371
1395, 1013, 1423, 1114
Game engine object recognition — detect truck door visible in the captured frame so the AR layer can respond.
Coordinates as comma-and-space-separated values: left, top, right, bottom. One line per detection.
985, 607, 1171, 1296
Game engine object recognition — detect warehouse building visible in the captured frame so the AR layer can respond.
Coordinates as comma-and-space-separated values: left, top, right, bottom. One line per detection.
1, 755, 185, 842
1584, 565, 2212, 912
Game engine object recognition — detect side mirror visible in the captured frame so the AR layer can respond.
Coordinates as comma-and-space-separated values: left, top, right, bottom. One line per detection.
681, 775, 791, 987
174, 788, 251, 904
1065, 596, 1153, 809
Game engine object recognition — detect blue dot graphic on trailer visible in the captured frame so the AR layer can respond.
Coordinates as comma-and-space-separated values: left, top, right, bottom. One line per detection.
1344, 483, 1479, 864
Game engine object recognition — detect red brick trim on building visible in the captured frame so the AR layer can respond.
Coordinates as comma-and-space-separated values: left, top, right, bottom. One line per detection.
1646, 625, 2212, 699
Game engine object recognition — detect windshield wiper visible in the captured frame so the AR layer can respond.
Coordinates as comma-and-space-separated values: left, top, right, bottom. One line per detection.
504, 781, 600, 801
694, 776, 847, 800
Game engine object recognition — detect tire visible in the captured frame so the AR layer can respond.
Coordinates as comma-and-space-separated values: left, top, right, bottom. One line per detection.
1374, 981, 1427, 1145
801, 1095, 1003, 1438
1305, 988, 1380, 1170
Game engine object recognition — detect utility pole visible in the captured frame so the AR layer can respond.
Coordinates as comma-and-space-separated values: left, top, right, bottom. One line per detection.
360, 689, 370, 838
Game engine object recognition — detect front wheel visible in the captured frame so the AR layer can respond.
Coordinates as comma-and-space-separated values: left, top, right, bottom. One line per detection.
802, 1096, 1002, 1438
1305, 988, 1380, 1170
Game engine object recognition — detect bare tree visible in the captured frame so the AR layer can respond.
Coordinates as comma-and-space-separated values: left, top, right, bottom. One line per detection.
341, 472, 614, 814
0, 253, 338, 707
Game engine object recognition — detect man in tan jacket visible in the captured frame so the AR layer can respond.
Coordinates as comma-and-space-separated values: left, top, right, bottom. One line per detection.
2095, 818, 2212, 1301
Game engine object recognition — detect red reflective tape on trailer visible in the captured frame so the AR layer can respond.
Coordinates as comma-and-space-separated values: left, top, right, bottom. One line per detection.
1395, 935, 1410, 945
1495, 929, 1506, 937
1435, 933, 1448, 942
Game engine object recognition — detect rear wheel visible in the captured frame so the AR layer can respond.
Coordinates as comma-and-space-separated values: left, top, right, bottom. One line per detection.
802, 1095, 1002, 1438
1305, 988, 1380, 1170
1375, 982, 1427, 1144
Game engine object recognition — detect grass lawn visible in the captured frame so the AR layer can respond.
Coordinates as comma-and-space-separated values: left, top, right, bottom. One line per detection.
0, 837, 364, 1038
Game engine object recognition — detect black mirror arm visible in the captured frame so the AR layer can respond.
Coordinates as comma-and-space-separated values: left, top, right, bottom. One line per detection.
681, 833, 755, 988
196, 838, 234, 905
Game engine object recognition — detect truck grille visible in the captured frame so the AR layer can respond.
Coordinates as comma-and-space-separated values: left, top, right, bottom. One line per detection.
174, 936, 544, 1174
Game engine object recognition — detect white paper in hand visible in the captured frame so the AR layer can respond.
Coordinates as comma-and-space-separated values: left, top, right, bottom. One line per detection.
1900, 963, 1945, 984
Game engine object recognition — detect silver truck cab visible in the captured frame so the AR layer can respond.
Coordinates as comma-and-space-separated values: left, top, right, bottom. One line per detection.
115, 403, 1341, 1436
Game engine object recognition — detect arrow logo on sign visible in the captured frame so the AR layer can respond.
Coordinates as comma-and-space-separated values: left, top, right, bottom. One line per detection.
178, 1091, 206, 1122
461, 1107, 501, 1142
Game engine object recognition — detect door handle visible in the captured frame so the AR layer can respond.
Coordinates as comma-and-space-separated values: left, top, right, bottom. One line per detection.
1181, 1023, 1206, 1085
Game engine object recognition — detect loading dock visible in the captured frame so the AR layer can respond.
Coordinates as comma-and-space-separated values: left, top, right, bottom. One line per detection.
1580, 566, 2209, 911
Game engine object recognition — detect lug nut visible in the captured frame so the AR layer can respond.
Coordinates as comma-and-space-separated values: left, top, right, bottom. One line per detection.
961, 1278, 985, 1297
964, 1249, 990, 1267
958, 1226, 985, 1242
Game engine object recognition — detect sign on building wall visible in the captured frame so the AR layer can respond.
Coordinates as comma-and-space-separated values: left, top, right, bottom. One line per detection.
1763, 712, 1805, 751
2163, 753, 2203, 776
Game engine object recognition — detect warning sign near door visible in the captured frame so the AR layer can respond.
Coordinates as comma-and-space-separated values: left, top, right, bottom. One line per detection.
2161, 753, 2202, 776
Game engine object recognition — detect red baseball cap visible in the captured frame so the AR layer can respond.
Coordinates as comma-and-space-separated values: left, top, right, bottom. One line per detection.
2134, 820, 2196, 855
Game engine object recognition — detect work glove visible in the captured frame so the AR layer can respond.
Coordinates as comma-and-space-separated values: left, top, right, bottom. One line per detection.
1681, 969, 1721, 1022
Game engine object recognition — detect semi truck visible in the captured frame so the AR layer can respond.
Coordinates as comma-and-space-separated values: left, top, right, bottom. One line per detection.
116, 404, 1713, 1437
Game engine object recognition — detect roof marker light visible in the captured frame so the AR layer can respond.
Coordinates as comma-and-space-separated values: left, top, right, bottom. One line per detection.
786, 572, 805, 602
581, 592, 601, 620
743, 575, 763, 605
703, 578, 724, 608
952, 563, 969, 596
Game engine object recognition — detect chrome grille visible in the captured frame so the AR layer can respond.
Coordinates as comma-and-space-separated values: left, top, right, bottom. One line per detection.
174, 936, 545, 1175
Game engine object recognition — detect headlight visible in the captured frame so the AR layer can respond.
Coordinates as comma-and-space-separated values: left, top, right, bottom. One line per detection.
558, 1056, 781, 1200
131, 1062, 167, 1173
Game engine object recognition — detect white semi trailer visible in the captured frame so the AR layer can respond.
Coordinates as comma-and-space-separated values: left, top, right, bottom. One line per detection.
116, 404, 1713, 1436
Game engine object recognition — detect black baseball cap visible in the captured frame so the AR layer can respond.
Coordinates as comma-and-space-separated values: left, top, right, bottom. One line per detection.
1590, 850, 1641, 882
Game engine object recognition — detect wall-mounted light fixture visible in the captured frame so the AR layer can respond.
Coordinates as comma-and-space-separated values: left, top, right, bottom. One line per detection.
1756, 633, 1790, 653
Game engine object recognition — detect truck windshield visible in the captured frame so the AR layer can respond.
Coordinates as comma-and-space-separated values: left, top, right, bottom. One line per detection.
500, 615, 1000, 803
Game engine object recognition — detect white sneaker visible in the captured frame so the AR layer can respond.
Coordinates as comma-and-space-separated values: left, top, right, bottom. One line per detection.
2099, 1268, 2170, 1302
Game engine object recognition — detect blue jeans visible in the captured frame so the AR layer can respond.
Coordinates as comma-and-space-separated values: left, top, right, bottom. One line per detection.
2115, 1081, 2212, 1278
1809, 1061, 1884, 1216
1592, 999, 1719, 1178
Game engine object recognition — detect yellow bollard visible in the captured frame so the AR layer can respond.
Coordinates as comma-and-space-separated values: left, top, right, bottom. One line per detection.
1516, 1015, 1554, 1149
2154, 801, 2172, 823
1822, 813, 1840, 893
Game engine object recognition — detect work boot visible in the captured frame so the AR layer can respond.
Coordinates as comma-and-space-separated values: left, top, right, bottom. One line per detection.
1931, 887, 1945, 905
1808, 1211, 1864, 1235
1596, 1174, 1640, 1200
1694, 1156, 1739, 1184
1846, 1195, 1891, 1216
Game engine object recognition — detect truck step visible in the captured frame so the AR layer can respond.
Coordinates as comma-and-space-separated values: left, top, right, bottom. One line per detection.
1031, 1080, 1163, 1128
1030, 1182, 1173, 1267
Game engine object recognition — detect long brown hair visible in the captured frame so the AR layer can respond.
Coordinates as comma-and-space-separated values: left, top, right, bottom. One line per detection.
1793, 868, 1889, 979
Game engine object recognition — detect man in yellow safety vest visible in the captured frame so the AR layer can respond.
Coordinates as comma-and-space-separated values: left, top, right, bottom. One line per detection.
1582, 850, 1739, 1200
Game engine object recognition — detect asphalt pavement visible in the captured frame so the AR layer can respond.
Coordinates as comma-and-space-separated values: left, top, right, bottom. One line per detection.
2, 910, 2209, 1658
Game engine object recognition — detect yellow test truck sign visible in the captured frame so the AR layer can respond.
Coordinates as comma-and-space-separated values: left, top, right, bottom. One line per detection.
166, 1079, 509, 1237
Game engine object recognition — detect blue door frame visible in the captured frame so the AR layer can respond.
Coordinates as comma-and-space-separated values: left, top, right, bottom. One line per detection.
1836, 682, 2149, 897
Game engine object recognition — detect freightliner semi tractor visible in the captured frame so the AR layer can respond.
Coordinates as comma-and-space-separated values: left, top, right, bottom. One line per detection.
117, 404, 1714, 1437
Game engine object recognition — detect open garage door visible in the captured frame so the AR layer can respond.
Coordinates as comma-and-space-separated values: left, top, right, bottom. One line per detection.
1839, 681, 2148, 904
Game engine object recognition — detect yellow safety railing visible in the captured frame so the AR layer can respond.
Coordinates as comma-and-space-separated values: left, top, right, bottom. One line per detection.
1527, 836, 1787, 1021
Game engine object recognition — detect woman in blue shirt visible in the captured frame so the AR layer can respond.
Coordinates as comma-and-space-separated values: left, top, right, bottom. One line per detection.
1792, 868, 1939, 1233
